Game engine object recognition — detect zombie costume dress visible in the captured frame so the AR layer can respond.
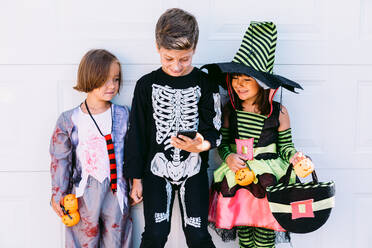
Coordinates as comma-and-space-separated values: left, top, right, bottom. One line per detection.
124, 67, 221, 248
50, 104, 132, 248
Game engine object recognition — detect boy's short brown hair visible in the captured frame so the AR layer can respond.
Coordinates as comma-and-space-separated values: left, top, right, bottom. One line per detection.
155, 8, 199, 50
74, 49, 122, 93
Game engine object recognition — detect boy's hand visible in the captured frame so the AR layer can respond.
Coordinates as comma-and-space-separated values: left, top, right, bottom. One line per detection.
51, 195, 64, 217
170, 132, 211, 153
225, 153, 247, 172
130, 179, 143, 206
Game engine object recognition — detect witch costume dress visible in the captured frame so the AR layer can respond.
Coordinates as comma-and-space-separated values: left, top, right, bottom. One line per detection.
202, 21, 303, 247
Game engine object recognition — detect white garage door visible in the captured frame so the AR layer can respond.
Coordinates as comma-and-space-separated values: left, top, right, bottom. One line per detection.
0, 0, 371, 247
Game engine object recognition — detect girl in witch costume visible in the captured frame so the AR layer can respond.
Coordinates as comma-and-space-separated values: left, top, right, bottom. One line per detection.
203, 22, 308, 247
50, 49, 132, 247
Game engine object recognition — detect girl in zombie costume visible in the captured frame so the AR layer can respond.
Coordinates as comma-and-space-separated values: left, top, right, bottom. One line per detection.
203, 22, 306, 248
50, 49, 132, 248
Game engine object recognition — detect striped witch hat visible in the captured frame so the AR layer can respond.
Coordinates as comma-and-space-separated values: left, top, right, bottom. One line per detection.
233, 21, 277, 74
202, 21, 303, 93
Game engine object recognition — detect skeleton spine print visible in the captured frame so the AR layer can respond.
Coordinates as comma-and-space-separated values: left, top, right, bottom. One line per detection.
152, 84, 200, 146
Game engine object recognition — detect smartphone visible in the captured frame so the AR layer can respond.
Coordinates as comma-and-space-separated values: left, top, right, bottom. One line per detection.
177, 130, 197, 139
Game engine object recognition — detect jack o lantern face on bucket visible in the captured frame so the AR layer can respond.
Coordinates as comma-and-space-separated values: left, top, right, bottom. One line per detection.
63, 194, 79, 212
235, 168, 255, 186
294, 158, 314, 178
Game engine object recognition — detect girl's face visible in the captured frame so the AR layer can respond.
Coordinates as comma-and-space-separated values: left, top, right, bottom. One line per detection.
90, 62, 120, 102
231, 74, 260, 101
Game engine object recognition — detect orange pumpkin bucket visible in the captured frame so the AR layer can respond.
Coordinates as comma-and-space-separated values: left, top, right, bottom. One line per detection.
235, 168, 255, 186
293, 158, 314, 178
61, 194, 80, 227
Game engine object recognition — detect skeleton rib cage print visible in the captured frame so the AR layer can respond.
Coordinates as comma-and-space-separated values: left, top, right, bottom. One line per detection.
152, 84, 201, 171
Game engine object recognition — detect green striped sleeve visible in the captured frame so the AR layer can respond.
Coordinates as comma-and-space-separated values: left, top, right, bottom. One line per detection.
278, 128, 297, 163
217, 127, 233, 161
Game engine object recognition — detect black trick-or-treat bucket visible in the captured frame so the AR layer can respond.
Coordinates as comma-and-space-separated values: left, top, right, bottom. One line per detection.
266, 166, 335, 233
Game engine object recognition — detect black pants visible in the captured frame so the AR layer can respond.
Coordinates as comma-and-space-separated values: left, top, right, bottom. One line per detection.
140, 170, 215, 248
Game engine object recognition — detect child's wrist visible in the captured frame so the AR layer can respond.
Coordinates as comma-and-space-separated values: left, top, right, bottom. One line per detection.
132, 178, 142, 185
52, 192, 63, 204
224, 153, 234, 162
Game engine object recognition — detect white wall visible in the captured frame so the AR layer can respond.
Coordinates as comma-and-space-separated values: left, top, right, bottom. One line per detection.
1, 0, 371, 247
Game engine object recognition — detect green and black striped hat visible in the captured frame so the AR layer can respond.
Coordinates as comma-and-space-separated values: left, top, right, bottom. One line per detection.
202, 21, 302, 92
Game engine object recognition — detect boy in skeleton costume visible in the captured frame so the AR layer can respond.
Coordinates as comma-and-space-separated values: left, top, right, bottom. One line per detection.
124, 8, 221, 248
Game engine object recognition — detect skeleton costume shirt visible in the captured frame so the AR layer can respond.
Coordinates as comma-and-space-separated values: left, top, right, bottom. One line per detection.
124, 67, 221, 247
125, 67, 221, 178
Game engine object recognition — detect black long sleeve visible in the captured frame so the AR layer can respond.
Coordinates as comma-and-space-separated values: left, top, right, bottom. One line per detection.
198, 73, 221, 149
123, 77, 150, 179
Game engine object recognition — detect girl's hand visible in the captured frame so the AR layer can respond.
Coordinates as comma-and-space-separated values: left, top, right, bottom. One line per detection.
170, 132, 211, 153
225, 153, 247, 172
290, 151, 306, 165
130, 179, 143, 206
51, 195, 64, 217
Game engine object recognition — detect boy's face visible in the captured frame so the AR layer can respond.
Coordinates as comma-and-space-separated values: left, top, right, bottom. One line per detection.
157, 46, 195, 77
